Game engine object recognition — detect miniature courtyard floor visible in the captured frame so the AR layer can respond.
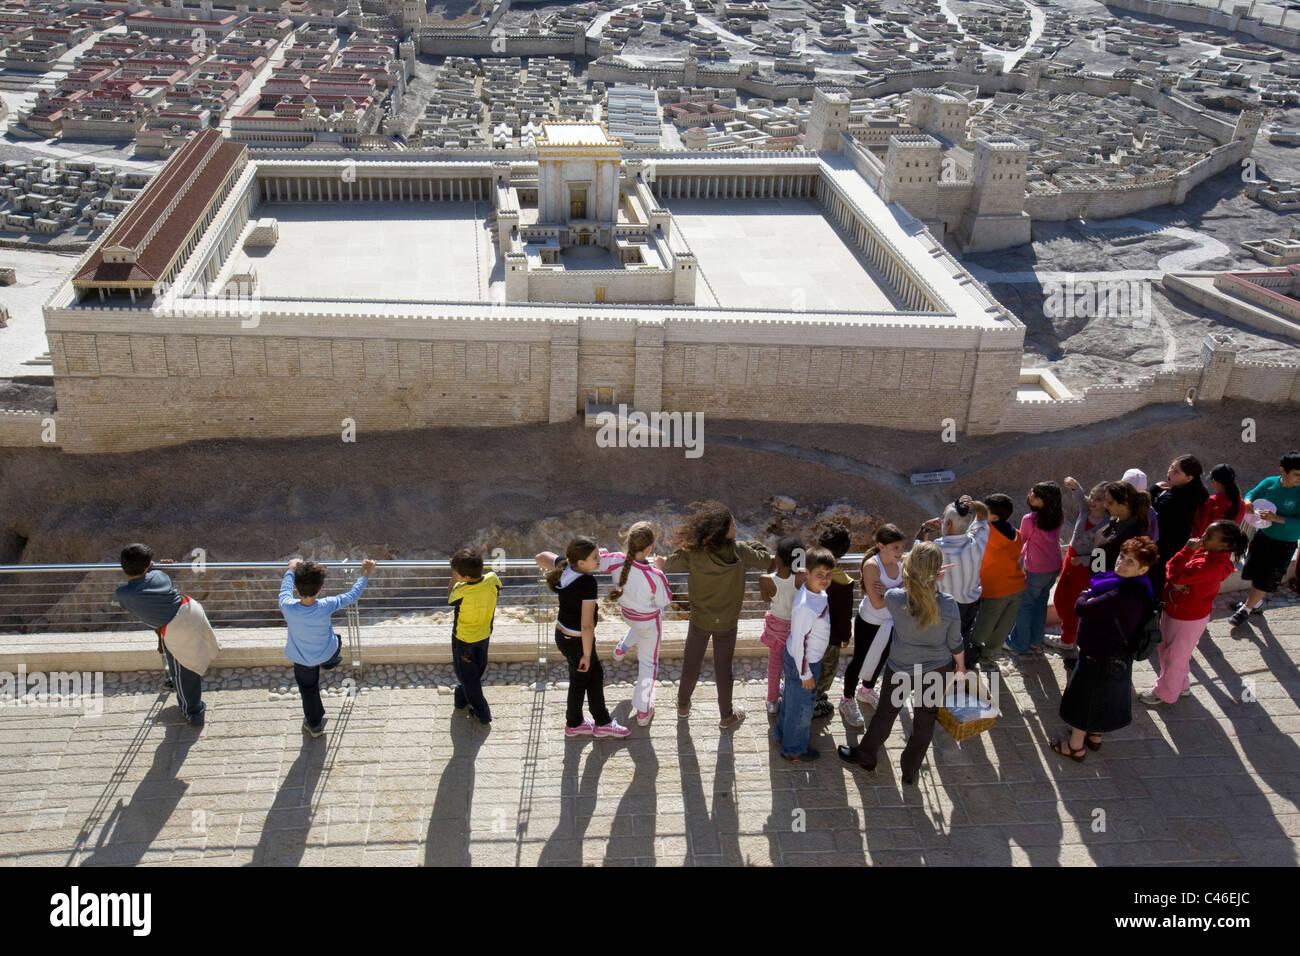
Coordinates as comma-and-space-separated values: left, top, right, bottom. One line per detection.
2, 605, 1297, 867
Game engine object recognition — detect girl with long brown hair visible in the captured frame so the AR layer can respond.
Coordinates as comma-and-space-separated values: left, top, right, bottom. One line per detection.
656, 501, 772, 728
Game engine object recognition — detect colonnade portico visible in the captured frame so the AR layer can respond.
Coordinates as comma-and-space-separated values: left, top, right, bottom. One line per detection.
650, 172, 816, 200
259, 176, 491, 202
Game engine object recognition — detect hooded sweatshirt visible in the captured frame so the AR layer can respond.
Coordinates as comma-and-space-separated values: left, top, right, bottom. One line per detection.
663, 539, 771, 630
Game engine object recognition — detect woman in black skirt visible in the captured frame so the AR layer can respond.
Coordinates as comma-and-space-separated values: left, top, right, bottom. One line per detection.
1050, 536, 1158, 761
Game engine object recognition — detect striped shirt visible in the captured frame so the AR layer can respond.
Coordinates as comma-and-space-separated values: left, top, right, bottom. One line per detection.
932, 518, 989, 604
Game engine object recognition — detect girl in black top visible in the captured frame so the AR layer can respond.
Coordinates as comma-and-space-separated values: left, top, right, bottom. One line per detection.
535, 538, 630, 739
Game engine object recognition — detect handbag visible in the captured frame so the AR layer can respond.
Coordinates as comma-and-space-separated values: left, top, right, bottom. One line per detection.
937, 670, 999, 742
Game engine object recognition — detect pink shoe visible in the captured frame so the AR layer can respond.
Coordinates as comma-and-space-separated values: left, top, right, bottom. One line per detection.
565, 720, 595, 737
593, 719, 630, 738
636, 706, 654, 727
613, 643, 628, 660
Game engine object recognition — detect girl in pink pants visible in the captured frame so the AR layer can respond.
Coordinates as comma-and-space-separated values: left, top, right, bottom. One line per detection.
759, 538, 804, 716
1143, 520, 1248, 706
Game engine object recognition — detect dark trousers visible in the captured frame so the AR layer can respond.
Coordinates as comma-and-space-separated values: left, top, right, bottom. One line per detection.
854, 660, 954, 778
452, 636, 491, 723
294, 662, 325, 728
678, 621, 738, 717
844, 616, 886, 697
555, 628, 610, 728
161, 644, 204, 723
957, 601, 979, 641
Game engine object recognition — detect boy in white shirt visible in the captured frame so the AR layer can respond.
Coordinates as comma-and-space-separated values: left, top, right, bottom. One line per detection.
775, 546, 837, 762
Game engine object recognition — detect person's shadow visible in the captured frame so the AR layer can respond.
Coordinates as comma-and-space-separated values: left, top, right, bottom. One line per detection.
82, 719, 198, 866
425, 713, 492, 866
676, 717, 745, 865
249, 736, 328, 866
603, 729, 659, 864
538, 735, 612, 865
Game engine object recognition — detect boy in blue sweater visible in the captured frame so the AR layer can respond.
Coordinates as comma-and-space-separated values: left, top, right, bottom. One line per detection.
279, 557, 375, 737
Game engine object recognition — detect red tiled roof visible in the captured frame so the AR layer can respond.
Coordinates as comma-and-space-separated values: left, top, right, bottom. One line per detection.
74, 128, 246, 287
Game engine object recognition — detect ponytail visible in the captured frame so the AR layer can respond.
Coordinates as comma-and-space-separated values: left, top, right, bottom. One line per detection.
901, 542, 943, 629
546, 537, 598, 592
1210, 463, 1241, 513
610, 522, 655, 601
1206, 519, 1248, 562
1133, 490, 1151, 535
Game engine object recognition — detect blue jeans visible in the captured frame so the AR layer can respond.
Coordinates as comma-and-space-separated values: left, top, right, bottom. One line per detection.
776, 652, 822, 757
452, 636, 491, 724
1007, 569, 1060, 653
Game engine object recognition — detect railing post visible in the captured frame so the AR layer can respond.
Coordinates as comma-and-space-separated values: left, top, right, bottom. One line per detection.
340, 562, 363, 680
536, 572, 549, 667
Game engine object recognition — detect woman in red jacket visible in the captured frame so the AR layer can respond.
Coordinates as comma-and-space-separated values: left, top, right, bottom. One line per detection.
1140, 520, 1248, 706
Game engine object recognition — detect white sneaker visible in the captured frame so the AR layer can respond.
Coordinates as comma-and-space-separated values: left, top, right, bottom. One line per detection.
593, 719, 630, 738
839, 696, 865, 727
765, 698, 781, 716
636, 706, 654, 727
1043, 634, 1073, 652
613, 642, 628, 660
857, 686, 880, 711
1138, 690, 1165, 706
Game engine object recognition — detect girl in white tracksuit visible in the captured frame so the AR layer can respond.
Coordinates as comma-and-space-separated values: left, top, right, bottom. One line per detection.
599, 522, 673, 725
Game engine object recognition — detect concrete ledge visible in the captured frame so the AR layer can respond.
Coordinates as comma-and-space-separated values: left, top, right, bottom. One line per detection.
0, 619, 773, 673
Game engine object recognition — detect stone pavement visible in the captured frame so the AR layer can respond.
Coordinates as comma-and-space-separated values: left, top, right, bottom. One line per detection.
1, 605, 1298, 867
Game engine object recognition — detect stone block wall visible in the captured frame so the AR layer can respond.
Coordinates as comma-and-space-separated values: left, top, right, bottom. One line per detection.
0, 410, 56, 448
44, 316, 558, 452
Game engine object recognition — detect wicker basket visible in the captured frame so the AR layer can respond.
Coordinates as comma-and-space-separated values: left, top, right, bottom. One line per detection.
937, 671, 999, 742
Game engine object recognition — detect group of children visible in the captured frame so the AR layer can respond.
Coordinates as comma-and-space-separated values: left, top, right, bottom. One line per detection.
113, 449, 1300, 771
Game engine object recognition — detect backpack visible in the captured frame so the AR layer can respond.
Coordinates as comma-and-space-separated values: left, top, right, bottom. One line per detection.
1117, 598, 1163, 661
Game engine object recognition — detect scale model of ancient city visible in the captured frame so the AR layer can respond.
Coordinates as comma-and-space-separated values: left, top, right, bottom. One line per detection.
2, 0, 1300, 873
0, 0, 1296, 449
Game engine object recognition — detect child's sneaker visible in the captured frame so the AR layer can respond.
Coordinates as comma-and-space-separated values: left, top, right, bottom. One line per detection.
812, 696, 835, 720
857, 686, 880, 711
636, 706, 654, 727
765, 698, 781, 716
564, 720, 595, 737
613, 641, 628, 661
1228, 604, 1250, 627
593, 719, 630, 738
839, 695, 865, 727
